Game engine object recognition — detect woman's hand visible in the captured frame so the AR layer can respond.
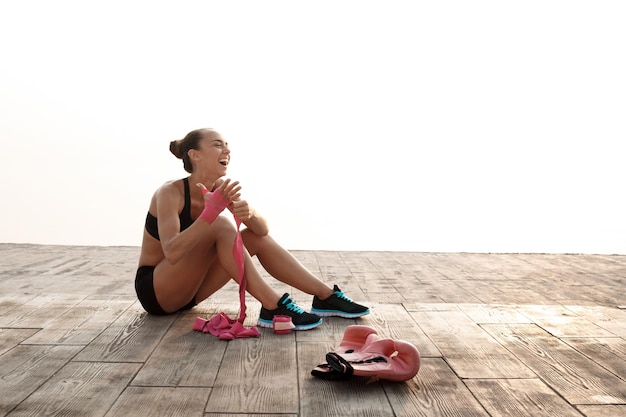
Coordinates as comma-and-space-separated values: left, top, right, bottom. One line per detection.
229, 199, 255, 221
220, 180, 270, 235
196, 179, 241, 224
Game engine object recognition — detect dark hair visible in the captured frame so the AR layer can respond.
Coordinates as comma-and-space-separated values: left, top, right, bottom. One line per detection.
169, 128, 214, 173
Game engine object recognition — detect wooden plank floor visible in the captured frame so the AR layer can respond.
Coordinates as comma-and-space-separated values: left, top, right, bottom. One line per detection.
0, 243, 625, 417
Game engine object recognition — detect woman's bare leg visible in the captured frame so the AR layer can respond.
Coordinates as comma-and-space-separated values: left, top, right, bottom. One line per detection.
193, 249, 283, 308
241, 230, 334, 299
193, 259, 230, 303
153, 217, 280, 313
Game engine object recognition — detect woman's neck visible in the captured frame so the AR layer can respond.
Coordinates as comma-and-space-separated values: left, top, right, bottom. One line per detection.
188, 172, 220, 192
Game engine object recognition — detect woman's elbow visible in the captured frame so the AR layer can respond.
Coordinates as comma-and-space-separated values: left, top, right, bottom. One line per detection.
162, 244, 183, 265
164, 252, 182, 265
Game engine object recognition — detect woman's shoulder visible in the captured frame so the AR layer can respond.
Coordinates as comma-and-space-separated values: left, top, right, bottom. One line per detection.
154, 178, 186, 202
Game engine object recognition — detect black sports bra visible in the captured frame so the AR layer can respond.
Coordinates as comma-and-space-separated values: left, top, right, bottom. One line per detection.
145, 178, 194, 241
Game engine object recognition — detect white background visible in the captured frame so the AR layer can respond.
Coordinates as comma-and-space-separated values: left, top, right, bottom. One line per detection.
1, 1, 624, 253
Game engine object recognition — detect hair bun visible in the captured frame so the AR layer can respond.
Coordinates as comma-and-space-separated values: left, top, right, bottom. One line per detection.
169, 140, 183, 159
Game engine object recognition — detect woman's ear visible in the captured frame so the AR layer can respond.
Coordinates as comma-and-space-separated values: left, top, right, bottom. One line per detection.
188, 148, 200, 163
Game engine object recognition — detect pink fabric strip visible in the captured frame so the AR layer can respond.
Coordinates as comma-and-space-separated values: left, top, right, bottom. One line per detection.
192, 212, 260, 338
233, 216, 246, 323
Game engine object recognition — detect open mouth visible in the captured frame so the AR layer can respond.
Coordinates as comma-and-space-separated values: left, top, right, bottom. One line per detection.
219, 159, 229, 166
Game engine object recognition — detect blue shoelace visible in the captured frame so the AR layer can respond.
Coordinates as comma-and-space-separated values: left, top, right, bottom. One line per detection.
282, 298, 305, 314
334, 290, 354, 303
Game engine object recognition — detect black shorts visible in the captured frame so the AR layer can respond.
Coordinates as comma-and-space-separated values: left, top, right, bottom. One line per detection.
135, 265, 196, 315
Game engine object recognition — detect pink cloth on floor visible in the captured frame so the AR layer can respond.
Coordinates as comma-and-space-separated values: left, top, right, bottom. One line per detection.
193, 313, 259, 340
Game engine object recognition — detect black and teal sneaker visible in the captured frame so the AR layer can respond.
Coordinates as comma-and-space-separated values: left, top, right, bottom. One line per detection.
311, 285, 370, 318
258, 293, 323, 331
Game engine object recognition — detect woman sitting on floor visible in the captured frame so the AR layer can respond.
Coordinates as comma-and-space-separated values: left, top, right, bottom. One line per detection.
134, 128, 369, 330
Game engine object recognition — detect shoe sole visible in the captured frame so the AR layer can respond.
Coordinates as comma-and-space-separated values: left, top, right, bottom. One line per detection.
310, 308, 370, 318
257, 318, 323, 331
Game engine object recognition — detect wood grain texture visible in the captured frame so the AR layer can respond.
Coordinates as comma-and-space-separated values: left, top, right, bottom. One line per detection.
482, 323, 626, 404
576, 405, 626, 417
383, 358, 489, 417
73, 304, 178, 362
202, 415, 297, 417
23, 296, 135, 345
457, 303, 533, 324
560, 337, 626, 381
0, 345, 82, 416
205, 332, 299, 414
1, 244, 625, 416
516, 305, 616, 338
360, 302, 441, 358
0, 293, 84, 328
105, 387, 209, 417
464, 378, 584, 417
409, 310, 535, 378
6, 362, 141, 417
565, 305, 626, 337
0, 328, 39, 355
131, 313, 228, 387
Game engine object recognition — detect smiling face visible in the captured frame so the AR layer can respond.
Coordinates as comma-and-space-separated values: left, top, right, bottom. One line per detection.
188, 130, 230, 177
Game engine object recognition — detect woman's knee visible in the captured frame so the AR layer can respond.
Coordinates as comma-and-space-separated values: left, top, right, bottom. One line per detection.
212, 215, 237, 235
241, 229, 275, 256
210, 216, 245, 251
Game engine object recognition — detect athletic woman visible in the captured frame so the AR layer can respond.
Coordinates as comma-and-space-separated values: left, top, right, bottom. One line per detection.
135, 128, 369, 330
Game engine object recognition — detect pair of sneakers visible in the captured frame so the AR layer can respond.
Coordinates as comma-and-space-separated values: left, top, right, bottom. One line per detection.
257, 285, 370, 331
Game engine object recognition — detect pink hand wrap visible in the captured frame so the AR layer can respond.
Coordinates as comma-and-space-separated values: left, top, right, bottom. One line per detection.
199, 188, 230, 224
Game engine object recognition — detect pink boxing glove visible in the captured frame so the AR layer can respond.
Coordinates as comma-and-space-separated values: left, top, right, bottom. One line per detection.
199, 188, 230, 224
